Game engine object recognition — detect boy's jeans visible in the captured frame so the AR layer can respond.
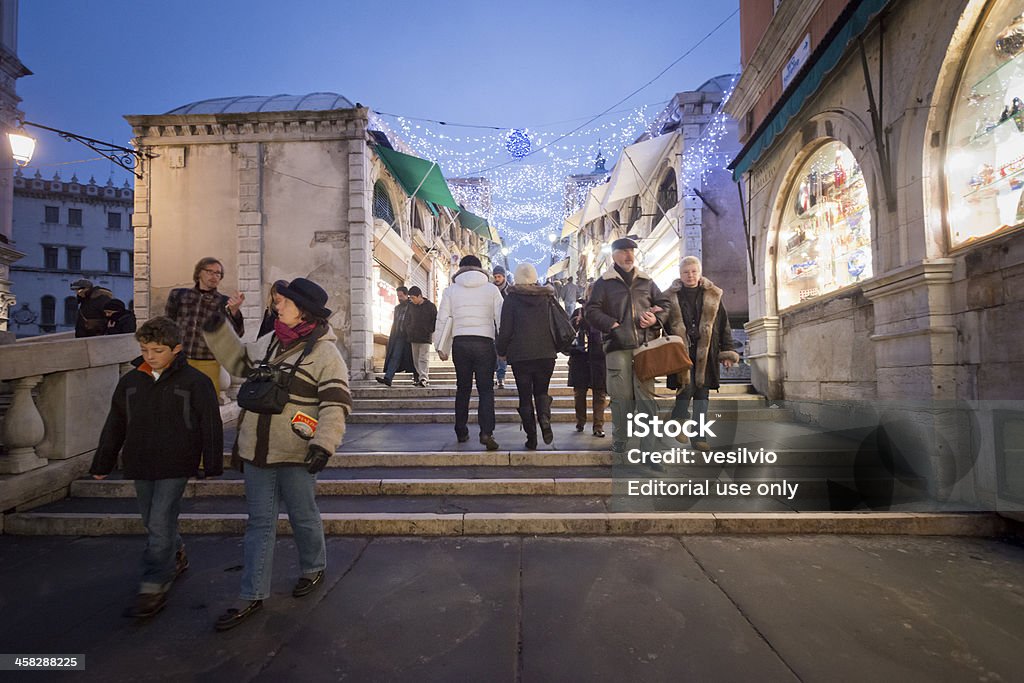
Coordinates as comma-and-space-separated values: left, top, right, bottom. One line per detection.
240, 464, 326, 601
134, 478, 188, 594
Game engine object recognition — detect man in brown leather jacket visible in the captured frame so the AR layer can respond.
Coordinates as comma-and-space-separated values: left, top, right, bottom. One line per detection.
584, 237, 670, 453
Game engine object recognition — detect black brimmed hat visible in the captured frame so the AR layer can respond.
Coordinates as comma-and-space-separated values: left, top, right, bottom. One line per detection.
70, 278, 93, 290
611, 237, 638, 251
277, 278, 332, 319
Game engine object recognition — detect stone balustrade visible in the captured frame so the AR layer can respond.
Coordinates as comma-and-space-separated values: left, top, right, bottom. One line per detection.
0, 333, 139, 512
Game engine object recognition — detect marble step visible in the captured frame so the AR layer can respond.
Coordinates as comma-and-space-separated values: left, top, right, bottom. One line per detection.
352, 396, 766, 410
347, 407, 794, 423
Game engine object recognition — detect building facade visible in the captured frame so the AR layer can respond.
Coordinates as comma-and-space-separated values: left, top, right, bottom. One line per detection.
0, 0, 30, 335
726, 0, 1024, 508
126, 93, 493, 378
8, 171, 134, 336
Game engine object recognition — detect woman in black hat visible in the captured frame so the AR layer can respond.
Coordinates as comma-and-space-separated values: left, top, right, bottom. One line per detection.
203, 277, 353, 631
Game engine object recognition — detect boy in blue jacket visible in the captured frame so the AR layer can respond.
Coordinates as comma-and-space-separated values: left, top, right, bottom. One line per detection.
90, 316, 223, 618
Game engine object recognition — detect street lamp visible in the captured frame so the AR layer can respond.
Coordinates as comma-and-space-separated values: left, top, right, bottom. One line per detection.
6, 120, 154, 178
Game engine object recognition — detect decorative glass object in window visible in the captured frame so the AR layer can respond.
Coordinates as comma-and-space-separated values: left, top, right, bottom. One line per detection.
945, 3, 1024, 247
777, 140, 873, 308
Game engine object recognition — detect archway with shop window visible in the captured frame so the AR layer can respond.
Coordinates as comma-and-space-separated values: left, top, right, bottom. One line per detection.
774, 139, 874, 309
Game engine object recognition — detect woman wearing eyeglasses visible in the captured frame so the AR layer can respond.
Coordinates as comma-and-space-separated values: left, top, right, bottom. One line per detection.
165, 256, 246, 394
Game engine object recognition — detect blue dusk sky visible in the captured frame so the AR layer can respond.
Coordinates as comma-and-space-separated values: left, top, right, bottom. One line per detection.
16, 0, 740, 261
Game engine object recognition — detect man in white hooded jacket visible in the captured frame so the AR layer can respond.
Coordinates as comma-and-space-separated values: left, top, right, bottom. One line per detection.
433, 255, 504, 450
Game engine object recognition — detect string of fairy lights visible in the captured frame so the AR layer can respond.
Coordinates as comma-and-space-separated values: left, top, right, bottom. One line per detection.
367, 52, 738, 269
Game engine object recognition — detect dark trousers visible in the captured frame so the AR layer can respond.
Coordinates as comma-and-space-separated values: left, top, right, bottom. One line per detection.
512, 357, 556, 417
671, 353, 710, 423
452, 336, 497, 437
384, 334, 412, 381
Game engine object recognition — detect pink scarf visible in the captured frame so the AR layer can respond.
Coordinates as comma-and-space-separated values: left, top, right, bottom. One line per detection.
274, 319, 317, 347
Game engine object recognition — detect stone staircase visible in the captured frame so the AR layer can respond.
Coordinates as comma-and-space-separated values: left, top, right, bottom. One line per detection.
2, 358, 1008, 537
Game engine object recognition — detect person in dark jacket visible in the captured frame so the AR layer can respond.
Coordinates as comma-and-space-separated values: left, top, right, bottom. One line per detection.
568, 291, 608, 437
405, 286, 438, 387
103, 298, 137, 335
584, 237, 671, 454
90, 316, 223, 619
492, 265, 510, 389
664, 256, 740, 450
257, 280, 288, 338
496, 263, 559, 449
377, 286, 417, 387
71, 278, 113, 337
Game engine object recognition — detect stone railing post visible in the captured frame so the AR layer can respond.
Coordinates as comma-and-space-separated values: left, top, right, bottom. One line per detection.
0, 375, 46, 473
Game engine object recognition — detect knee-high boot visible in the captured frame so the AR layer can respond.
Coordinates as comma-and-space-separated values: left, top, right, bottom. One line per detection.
517, 406, 538, 450
537, 394, 554, 444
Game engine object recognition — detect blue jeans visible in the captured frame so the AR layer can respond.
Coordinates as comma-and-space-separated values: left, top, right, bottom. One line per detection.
452, 336, 497, 438
240, 464, 326, 601
134, 478, 188, 594
495, 357, 507, 383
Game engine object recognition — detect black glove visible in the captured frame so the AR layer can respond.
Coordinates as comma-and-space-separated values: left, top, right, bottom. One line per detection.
202, 309, 226, 333
305, 444, 331, 474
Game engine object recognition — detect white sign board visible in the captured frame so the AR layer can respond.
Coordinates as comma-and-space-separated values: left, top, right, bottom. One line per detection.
782, 34, 811, 90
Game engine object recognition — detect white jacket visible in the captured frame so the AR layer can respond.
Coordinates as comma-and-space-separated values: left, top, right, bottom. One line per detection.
433, 267, 503, 353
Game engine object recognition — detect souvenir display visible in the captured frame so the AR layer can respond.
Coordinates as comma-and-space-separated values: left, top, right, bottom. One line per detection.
777, 140, 873, 308
946, 1, 1024, 246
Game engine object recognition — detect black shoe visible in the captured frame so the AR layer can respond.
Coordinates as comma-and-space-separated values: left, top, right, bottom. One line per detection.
575, 423, 584, 432
480, 434, 499, 451
174, 546, 189, 579
123, 591, 168, 619
593, 428, 605, 438
525, 436, 538, 450
375, 376, 392, 387
456, 431, 470, 443
215, 600, 263, 632
497, 380, 505, 390
292, 570, 324, 598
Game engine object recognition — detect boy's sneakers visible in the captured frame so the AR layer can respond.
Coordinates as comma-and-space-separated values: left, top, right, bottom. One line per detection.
123, 591, 168, 619
175, 546, 189, 579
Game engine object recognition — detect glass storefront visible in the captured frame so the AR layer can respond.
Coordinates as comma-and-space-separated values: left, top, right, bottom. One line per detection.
945, 2, 1024, 247
777, 140, 873, 308
372, 263, 403, 337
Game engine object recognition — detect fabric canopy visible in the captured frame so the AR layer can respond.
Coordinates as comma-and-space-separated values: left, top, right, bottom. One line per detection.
561, 207, 584, 239
581, 183, 618, 225
458, 209, 501, 243
730, 0, 890, 179
374, 145, 460, 210
601, 132, 679, 211
546, 258, 569, 278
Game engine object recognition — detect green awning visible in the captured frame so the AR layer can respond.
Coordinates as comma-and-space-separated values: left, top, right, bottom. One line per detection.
459, 209, 501, 244
730, 0, 890, 180
374, 145, 460, 210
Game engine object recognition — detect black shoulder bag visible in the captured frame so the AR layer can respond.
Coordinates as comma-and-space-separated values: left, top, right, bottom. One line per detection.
237, 337, 317, 414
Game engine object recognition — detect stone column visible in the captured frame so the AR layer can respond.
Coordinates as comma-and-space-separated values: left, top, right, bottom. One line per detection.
744, 316, 783, 400
0, 375, 46, 473
132, 157, 152, 322
236, 142, 264, 335
862, 259, 957, 400
348, 138, 374, 379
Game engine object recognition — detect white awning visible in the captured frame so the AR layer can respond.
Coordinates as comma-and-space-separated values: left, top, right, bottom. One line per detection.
601, 132, 680, 211
561, 207, 584, 239
580, 183, 619, 225
546, 258, 569, 278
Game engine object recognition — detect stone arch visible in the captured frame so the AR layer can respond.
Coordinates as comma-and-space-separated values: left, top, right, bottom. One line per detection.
914, 0, 1003, 257
758, 108, 885, 316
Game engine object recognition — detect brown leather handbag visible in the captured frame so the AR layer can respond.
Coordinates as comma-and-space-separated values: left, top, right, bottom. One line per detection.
632, 334, 692, 381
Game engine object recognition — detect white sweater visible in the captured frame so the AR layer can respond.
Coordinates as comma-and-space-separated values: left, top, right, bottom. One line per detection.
433, 268, 503, 350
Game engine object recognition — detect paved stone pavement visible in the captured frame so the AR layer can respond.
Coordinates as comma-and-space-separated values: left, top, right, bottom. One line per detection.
1, 533, 1022, 681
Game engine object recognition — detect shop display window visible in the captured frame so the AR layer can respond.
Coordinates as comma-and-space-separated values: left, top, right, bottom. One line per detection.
372, 263, 403, 336
777, 140, 873, 308
946, 2, 1024, 247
